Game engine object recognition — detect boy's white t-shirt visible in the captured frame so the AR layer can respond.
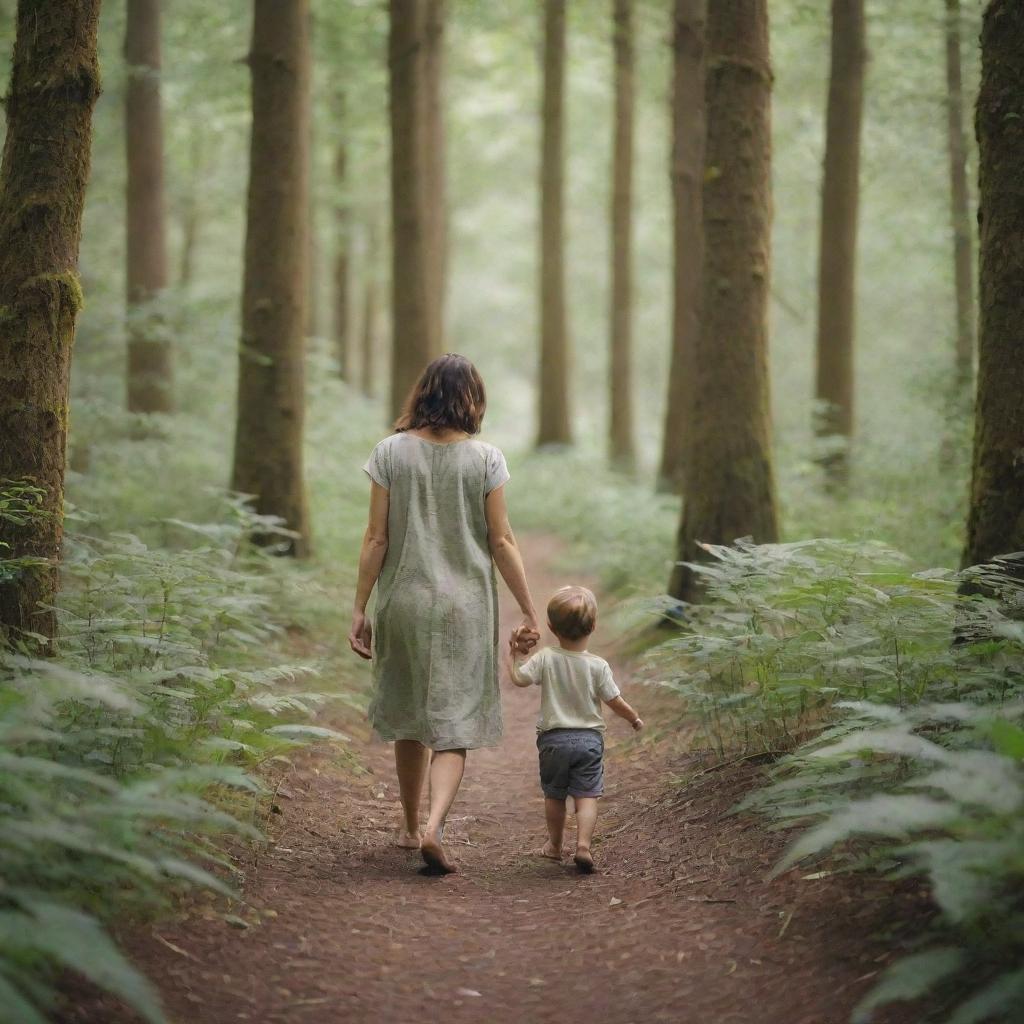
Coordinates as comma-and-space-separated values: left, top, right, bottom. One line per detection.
516, 646, 620, 733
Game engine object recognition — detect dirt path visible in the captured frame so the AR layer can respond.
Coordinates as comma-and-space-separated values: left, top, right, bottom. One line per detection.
69, 534, 921, 1024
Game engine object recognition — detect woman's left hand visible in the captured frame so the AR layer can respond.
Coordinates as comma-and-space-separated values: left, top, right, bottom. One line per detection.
349, 610, 373, 659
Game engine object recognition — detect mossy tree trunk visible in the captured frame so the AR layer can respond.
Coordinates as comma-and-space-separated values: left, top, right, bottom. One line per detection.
657, 0, 706, 494
125, 0, 173, 413
945, 0, 975, 387
608, 0, 636, 472
669, 0, 778, 602
963, 0, 1024, 567
0, 0, 101, 645
812, 0, 866, 485
333, 122, 352, 381
388, 0, 444, 420
538, 0, 572, 447
230, 0, 312, 557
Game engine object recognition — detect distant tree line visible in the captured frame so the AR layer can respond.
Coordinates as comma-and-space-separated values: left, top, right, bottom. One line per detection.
0, 0, 1019, 646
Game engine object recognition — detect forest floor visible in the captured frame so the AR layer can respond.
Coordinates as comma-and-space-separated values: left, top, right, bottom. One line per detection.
66, 534, 927, 1024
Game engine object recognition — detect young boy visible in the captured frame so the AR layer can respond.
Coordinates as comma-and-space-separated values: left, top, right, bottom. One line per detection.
508, 585, 643, 874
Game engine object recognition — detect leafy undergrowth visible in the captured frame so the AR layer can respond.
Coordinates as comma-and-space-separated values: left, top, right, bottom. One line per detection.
651, 540, 1024, 1023
0, 492, 356, 1024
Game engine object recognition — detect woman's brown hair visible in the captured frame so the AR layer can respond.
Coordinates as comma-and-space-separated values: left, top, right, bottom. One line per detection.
394, 354, 487, 435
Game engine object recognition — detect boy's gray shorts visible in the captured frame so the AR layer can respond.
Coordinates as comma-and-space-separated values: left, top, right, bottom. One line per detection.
537, 728, 605, 800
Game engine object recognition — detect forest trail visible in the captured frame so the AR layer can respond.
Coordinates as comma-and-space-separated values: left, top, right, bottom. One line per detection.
70, 535, 917, 1024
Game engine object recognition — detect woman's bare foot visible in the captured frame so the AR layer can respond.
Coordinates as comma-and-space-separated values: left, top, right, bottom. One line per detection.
396, 829, 422, 849
573, 847, 595, 874
533, 841, 562, 862
420, 829, 457, 875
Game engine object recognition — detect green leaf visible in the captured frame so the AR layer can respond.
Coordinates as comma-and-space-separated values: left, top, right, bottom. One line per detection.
158, 857, 236, 898
0, 902, 165, 1024
947, 968, 1024, 1024
991, 719, 1024, 761
852, 948, 963, 1024
773, 794, 959, 876
0, 973, 49, 1024
265, 724, 351, 742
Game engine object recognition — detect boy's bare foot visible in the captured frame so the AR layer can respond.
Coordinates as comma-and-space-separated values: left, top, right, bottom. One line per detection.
573, 847, 595, 874
420, 830, 457, 875
533, 841, 562, 861
395, 829, 422, 849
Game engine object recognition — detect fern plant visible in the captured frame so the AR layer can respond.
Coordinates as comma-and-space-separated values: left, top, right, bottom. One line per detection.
653, 541, 1024, 1023
0, 491, 350, 1023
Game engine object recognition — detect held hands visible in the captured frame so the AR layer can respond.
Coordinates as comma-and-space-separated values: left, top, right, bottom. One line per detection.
509, 619, 540, 656
348, 610, 372, 660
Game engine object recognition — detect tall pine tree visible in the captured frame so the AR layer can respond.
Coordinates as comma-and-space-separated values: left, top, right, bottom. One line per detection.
657, 0, 706, 494
230, 0, 312, 556
812, 0, 866, 484
537, 0, 572, 446
963, 0, 1024, 567
125, 0, 173, 413
670, 0, 778, 601
0, 0, 101, 644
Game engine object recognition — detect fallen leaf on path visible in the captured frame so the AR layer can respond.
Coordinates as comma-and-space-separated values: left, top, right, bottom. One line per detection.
152, 934, 198, 961
609, 897, 623, 907
456, 988, 482, 998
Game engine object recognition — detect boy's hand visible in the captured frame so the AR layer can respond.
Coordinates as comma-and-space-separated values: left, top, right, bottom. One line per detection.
631, 717, 644, 732
510, 624, 539, 655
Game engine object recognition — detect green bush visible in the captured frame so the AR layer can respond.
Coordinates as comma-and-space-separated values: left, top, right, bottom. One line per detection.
652, 541, 1024, 1023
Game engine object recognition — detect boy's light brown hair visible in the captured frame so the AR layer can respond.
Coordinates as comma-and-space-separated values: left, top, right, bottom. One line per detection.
547, 585, 597, 641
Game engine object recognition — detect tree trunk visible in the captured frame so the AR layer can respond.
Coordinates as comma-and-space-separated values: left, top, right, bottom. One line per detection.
812, 0, 866, 485
334, 132, 351, 381
669, 0, 778, 602
230, 0, 312, 557
388, 0, 443, 420
963, 0, 1024, 567
608, 0, 636, 472
657, 0, 706, 493
424, 0, 447, 349
945, 0, 975, 386
125, 0, 173, 414
537, 0, 572, 447
361, 219, 381, 398
0, 0, 101, 645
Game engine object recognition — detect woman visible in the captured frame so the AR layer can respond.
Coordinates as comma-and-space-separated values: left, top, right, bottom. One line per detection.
349, 354, 539, 874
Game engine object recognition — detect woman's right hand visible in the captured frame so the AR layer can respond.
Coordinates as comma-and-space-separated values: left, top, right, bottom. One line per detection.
349, 610, 373, 660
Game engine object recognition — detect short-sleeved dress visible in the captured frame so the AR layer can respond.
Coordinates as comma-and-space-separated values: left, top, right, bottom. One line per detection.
362, 433, 511, 751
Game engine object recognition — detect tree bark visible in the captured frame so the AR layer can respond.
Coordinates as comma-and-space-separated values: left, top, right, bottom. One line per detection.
361, 219, 381, 398
537, 0, 572, 447
125, 0, 173, 414
334, 131, 351, 381
669, 0, 778, 602
812, 0, 866, 484
963, 0, 1024, 567
657, 0, 706, 493
0, 0, 101, 645
945, 0, 975, 386
424, 0, 447, 349
230, 0, 312, 557
388, 0, 444, 420
608, 0, 636, 472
